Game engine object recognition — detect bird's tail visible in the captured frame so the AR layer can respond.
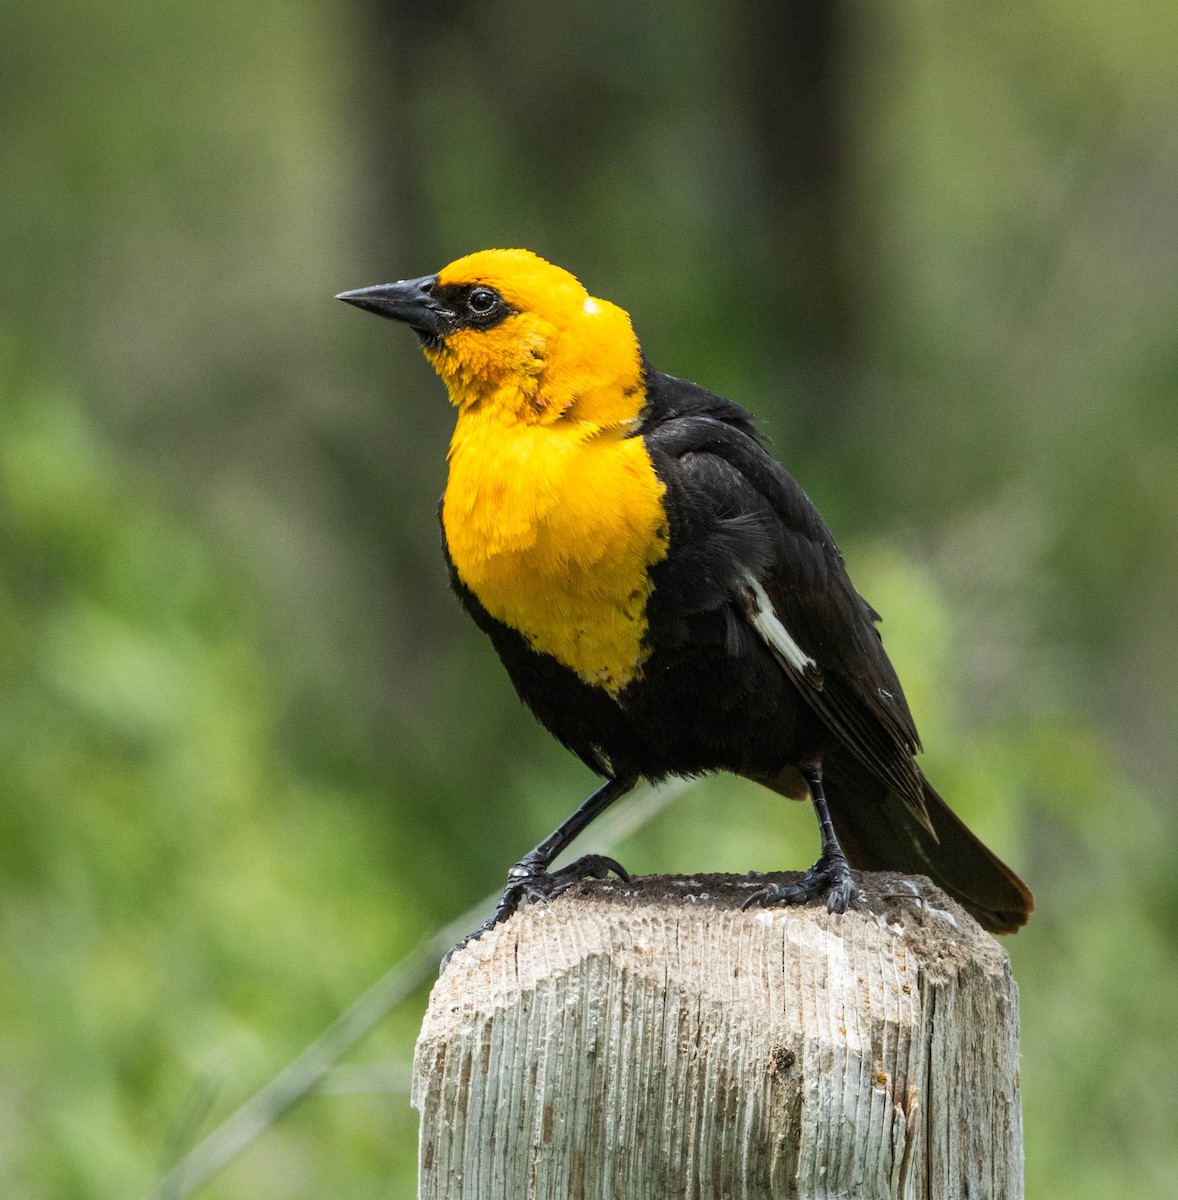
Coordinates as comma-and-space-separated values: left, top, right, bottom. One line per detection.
788, 752, 1033, 934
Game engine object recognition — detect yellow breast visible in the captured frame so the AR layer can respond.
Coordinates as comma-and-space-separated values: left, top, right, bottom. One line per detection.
442, 407, 669, 696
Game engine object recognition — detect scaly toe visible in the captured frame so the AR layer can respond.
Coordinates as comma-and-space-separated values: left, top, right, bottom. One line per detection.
442, 854, 630, 971
742, 857, 859, 914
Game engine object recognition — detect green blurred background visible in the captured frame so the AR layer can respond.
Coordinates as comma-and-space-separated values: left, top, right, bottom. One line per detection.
2, 2, 1175, 1196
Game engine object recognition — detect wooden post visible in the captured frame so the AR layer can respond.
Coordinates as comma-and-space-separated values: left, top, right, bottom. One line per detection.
412, 872, 1022, 1199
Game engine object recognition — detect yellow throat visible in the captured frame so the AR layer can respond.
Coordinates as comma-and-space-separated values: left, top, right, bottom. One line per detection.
427, 250, 669, 696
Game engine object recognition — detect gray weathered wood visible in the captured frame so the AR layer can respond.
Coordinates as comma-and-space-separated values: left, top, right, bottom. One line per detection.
412, 872, 1022, 1199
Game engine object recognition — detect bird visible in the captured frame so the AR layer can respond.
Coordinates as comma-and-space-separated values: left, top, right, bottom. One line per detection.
337, 248, 1033, 956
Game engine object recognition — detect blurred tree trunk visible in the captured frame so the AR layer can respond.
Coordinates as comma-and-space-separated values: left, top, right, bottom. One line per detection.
358, 0, 472, 266
736, 0, 856, 436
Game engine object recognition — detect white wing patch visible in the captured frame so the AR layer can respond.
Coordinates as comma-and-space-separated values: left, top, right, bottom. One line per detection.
743, 576, 816, 674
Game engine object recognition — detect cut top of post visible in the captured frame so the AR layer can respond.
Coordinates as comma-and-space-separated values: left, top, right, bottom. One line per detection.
413, 872, 1022, 1200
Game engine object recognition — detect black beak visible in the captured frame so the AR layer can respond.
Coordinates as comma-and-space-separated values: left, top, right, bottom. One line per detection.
336, 274, 447, 339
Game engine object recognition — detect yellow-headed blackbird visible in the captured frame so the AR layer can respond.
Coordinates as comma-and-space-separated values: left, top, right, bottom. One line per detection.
339, 249, 1032, 952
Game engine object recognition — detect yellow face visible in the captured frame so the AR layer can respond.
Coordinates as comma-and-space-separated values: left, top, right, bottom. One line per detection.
338, 248, 669, 694
423, 249, 646, 430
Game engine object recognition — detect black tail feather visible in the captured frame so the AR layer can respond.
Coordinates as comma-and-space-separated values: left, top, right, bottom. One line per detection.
815, 752, 1033, 934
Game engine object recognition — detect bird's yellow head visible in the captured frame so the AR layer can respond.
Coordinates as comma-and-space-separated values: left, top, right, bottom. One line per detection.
338, 249, 644, 429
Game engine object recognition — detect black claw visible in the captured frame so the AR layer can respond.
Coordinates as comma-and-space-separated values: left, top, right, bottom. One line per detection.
741, 854, 859, 915
552, 853, 630, 886
441, 853, 630, 972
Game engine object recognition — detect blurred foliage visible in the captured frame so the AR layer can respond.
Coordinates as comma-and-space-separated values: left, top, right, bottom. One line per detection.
0, 1, 1175, 1197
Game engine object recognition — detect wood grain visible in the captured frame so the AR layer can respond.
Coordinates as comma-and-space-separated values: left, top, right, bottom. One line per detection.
412, 872, 1022, 1199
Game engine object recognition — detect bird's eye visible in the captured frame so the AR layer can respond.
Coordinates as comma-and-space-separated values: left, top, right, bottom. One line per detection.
467, 287, 499, 315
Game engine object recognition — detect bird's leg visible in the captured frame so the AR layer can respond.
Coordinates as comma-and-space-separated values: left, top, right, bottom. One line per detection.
443, 775, 636, 968
742, 763, 859, 914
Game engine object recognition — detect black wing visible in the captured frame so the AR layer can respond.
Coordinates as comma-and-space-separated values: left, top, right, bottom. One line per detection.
640, 372, 932, 827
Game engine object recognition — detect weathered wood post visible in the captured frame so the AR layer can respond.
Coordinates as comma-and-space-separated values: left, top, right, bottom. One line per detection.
411, 872, 1022, 1199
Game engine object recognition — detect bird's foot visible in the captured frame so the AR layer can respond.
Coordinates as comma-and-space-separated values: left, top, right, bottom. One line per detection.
741, 852, 858, 915
441, 853, 629, 971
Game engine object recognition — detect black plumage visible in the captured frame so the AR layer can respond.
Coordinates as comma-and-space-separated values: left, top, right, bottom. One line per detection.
442, 364, 1032, 935
337, 251, 1032, 952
